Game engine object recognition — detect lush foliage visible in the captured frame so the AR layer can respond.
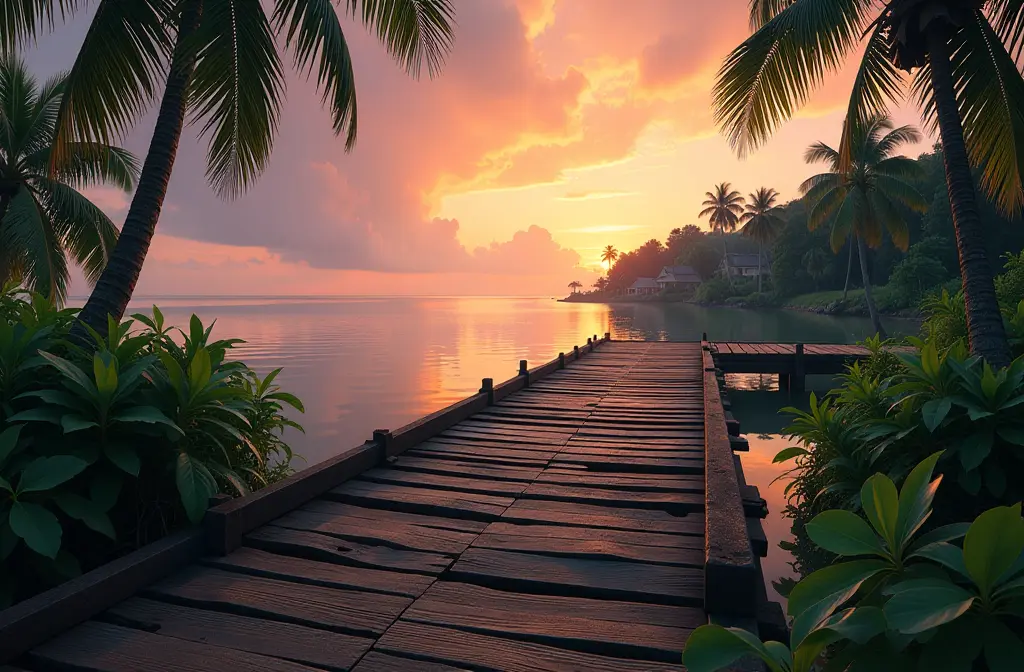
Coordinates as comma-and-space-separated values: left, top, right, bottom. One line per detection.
0, 57, 138, 304
0, 286, 303, 605
684, 453, 1024, 672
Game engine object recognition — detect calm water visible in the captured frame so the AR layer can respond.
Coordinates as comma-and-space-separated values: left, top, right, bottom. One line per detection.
111, 296, 916, 607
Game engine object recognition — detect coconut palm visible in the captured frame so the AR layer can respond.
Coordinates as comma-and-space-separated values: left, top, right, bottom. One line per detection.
739, 187, 784, 292
3, 0, 456, 338
801, 115, 927, 338
593, 276, 609, 292
714, 0, 1024, 366
568, 280, 582, 294
0, 57, 138, 305
600, 245, 618, 272
699, 183, 745, 235
802, 247, 830, 291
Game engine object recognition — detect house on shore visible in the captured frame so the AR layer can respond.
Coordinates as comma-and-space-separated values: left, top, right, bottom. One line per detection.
628, 277, 660, 295
655, 265, 703, 293
721, 253, 771, 279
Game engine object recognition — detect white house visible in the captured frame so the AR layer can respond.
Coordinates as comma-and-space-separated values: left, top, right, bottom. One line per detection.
628, 278, 660, 295
655, 265, 702, 292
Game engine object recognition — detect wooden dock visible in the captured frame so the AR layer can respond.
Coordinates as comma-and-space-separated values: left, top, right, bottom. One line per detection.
709, 340, 904, 392
0, 339, 780, 671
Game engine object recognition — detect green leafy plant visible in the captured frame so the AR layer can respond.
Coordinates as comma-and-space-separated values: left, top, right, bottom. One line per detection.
683, 452, 1024, 671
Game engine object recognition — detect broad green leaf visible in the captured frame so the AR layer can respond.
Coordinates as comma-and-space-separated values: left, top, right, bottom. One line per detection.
5, 408, 63, 425
773, 446, 809, 463
104, 443, 140, 477
788, 559, 889, 646
111, 406, 184, 434
682, 624, 778, 672
17, 456, 88, 493
884, 583, 976, 634
984, 617, 1024, 672
910, 542, 970, 580
0, 425, 23, 468
89, 469, 124, 512
93, 353, 118, 396
922, 398, 951, 431
39, 351, 98, 398
960, 431, 994, 471
964, 504, 1024, 599
918, 616, 986, 672
895, 451, 943, 551
53, 492, 116, 539
187, 348, 213, 395
176, 452, 213, 524
908, 523, 971, 553
861, 473, 898, 549
9, 501, 62, 559
806, 510, 886, 557
997, 426, 1024, 446
265, 391, 304, 412
61, 415, 99, 433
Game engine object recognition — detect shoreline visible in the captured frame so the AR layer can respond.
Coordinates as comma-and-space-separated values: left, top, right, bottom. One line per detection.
558, 294, 920, 319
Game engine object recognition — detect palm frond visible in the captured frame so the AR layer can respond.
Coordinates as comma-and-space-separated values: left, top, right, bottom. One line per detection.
749, 0, 795, 30
713, 0, 874, 156
829, 187, 862, 251
0, 0, 80, 53
50, 0, 172, 167
272, 0, 358, 148
348, 0, 455, 78
0, 55, 36, 157
36, 178, 118, 284
875, 124, 921, 158
189, 0, 286, 198
836, 21, 903, 171
804, 141, 839, 167
807, 183, 846, 232
873, 156, 923, 180
799, 171, 840, 196
916, 10, 1024, 214
869, 189, 908, 251
988, 0, 1024, 60
874, 174, 927, 212
26, 143, 139, 191
3, 184, 67, 303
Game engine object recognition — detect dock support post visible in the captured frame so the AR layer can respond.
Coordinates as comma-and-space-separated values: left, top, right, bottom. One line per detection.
574, 345, 580, 358
793, 343, 806, 394
519, 360, 529, 385
604, 332, 610, 341
480, 378, 494, 404
373, 429, 393, 458
558, 353, 565, 369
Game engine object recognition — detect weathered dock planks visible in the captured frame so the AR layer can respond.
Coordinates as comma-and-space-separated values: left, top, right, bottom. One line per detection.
2, 341, 776, 671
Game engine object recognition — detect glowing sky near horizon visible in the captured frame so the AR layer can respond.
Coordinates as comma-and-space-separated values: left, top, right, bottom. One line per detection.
28, 0, 932, 297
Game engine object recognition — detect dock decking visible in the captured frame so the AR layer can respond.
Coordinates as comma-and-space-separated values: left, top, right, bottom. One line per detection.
1, 341, 777, 671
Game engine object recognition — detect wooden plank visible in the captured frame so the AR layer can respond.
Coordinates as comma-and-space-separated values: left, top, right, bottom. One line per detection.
145, 566, 410, 637
327, 480, 513, 521
401, 582, 701, 663
358, 468, 529, 498
207, 442, 383, 556
204, 547, 434, 598
269, 507, 479, 555
0, 528, 206, 662
246, 526, 454, 575
473, 526, 704, 567
386, 393, 490, 457
353, 652, 471, 671
373, 620, 683, 672
299, 499, 488, 533
481, 522, 704, 551
105, 597, 373, 671
389, 456, 540, 482
521, 483, 704, 512
30, 621, 321, 672
703, 348, 758, 619
534, 470, 705, 493
448, 548, 703, 606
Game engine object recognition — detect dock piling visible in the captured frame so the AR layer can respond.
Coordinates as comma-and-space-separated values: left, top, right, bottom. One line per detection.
480, 378, 494, 404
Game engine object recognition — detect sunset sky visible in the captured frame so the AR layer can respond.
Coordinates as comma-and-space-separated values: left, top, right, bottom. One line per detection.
28, 0, 932, 298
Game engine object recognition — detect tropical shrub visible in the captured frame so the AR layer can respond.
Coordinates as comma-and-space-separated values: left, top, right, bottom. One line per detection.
683, 453, 1024, 672
696, 277, 740, 304
0, 286, 303, 605
996, 251, 1024, 308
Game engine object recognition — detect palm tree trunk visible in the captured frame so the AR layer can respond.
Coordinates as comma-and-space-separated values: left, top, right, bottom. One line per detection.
927, 30, 1010, 367
757, 242, 762, 293
842, 235, 853, 301
857, 235, 887, 339
72, 0, 203, 340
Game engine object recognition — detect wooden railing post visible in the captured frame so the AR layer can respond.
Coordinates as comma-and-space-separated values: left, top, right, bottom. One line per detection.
574, 345, 580, 358
519, 359, 529, 386
558, 353, 565, 369
480, 378, 494, 405
793, 343, 806, 394
604, 332, 610, 341
372, 429, 393, 457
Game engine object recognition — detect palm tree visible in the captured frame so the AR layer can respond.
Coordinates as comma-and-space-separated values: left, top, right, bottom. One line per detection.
5, 0, 456, 338
714, 0, 1024, 366
593, 277, 609, 292
802, 248, 830, 291
568, 280, 582, 294
801, 115, 927, 338
0, 58, 138, 305
739, 187, 784, 293
600, 245, 618, 272
699, 183, 745, 235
